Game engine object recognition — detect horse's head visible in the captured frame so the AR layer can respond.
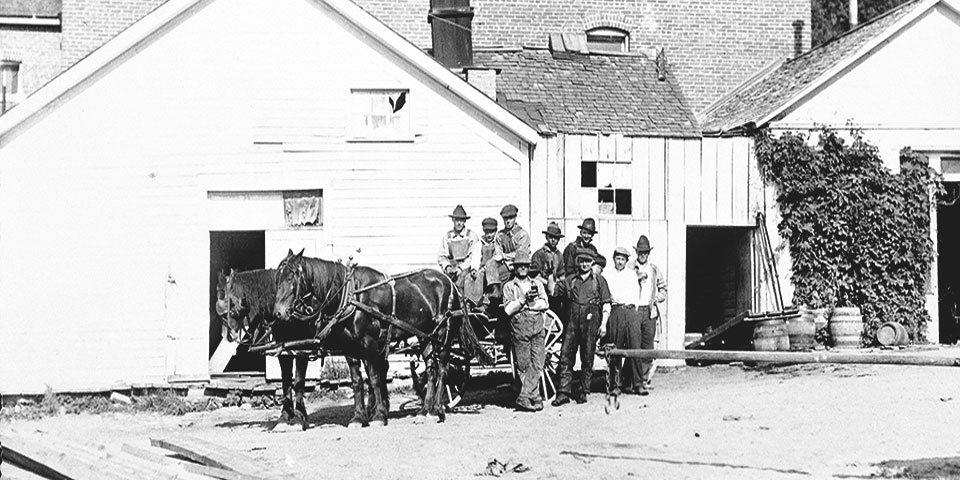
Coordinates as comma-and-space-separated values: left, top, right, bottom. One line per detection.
216, 269, 248, 342
274, 248, 307, 321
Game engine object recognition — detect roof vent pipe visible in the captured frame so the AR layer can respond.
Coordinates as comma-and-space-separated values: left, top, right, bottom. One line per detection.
428, 0, 474, 69
849, 0, 859, 28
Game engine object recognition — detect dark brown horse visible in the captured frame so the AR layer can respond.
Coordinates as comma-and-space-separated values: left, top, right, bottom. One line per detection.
215, 268, 366, 430
273, 249, 491, 426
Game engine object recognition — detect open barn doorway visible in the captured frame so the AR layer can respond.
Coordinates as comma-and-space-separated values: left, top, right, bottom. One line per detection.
685, 226, 754, 349
938, 182, 960, 344
210, 231, 266, 372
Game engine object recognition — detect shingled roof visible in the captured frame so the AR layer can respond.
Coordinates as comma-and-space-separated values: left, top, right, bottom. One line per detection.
699, 0, 927, 134
473, 48, 699, 138
0, 0, 62, 18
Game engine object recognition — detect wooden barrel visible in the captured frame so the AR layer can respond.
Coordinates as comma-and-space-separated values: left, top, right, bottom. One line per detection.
875, 322, 909, 346
753, 318, 790, 351
802, 307, 829, 331
784, 313, 816, 351
829, 307, 863, 349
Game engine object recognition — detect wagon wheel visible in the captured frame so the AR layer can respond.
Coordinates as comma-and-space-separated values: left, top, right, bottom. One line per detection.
409, 355, 469, 410
540, 310, 564, 402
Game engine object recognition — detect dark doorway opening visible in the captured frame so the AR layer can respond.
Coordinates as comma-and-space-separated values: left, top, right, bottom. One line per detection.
686, 226, 753, 348
210, 231, 266, 372
938, 183, 960, 344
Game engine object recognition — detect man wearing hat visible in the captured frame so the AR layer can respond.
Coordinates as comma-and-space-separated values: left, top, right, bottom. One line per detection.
502, 250, 549, 411
602, 247, 648, 395
552, 247, 612, 406
633, 235, 667, 389
477, 217, 499, 307
532, 222, 565, 315
485, 204, 531, 294
562, 218, 599, 276
438, 205, 482, 302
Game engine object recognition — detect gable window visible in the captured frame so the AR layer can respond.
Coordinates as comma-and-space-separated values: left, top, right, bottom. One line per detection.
349, 89, 412, 141
586, 27, 629, 53
598, 188, 632, 215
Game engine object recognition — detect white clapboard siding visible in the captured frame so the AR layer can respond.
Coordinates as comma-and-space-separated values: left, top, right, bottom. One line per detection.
0, 0, 531, 394
700, 136, 719, 224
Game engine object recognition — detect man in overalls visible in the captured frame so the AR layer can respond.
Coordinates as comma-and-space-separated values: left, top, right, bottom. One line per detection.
562, 218, 599, 276
502, 250, 549, 412
438, 205, 481, 303
552, 248, 612, 406
478, 217, 499, 308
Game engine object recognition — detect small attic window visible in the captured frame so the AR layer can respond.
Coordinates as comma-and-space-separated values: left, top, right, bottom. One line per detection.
348, 89, 412, 142
586, 27, 629, 53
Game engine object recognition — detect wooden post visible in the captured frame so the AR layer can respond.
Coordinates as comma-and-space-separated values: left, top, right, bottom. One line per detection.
605, 348, 960, 367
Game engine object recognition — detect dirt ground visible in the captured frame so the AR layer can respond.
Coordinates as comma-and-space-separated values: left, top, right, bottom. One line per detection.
4, 351, 960, 480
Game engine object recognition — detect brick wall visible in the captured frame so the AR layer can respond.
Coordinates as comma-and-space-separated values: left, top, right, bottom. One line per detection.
356, 0, 812, 112
0, 25, 62, 110
61, 0, 167, 68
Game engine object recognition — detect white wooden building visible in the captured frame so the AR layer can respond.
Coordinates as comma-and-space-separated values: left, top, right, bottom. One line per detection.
700, 0, 960, 344
476, 45, 768, 355
0, 0, 538, 394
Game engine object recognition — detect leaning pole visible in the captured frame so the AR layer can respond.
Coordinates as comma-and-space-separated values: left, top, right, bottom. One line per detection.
604, 348, 960, 367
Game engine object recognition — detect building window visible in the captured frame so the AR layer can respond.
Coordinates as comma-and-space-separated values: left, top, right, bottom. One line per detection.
349, 89, 411, 141
581, 161, 598, 188
598, 189, 632, 215
283, 190, 322, 227
586, 27, 629, 53
1, 60, 20, 95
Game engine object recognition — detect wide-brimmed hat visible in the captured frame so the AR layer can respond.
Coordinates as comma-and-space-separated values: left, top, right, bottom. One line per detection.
542, 222, 564, 238
513, 249, 532, 265
575, 247, 596, 261
481, 217, 498, 231
635, 235, 653, 253
578, 218, 597, 234
449, 205, 470, 220
500, 204, 519, 218
613, 246, 631, 259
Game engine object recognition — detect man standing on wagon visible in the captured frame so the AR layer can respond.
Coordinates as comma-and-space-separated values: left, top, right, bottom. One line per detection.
484, 204, 531, 297
552, 247, 612, 406
562, 218, 599, 276
503, 250, 549, 412
438, 205, 482, 304
532, 221, 564, 315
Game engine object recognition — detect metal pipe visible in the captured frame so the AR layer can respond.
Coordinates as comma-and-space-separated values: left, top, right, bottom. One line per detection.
606, 348, 960, 367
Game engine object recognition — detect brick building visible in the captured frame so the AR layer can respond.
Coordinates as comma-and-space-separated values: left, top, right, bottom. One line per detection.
0, 0, 63, 113
356, 0, 812, 112
61, 0, 165, 67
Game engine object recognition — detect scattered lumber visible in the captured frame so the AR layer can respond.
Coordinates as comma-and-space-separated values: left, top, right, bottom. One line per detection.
150, 435, 296, 480
605, 348, 960, 367
1, 429, 212, 480
686, 311, 749, 349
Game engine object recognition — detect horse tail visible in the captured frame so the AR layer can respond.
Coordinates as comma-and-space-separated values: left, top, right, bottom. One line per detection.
447, 279, 494, 366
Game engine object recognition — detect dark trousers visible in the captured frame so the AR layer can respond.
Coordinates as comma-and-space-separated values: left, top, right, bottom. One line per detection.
605, 306, 643, 394
557, 304, 600, 398
638, 307, 656, 380
512, 311, 546, 405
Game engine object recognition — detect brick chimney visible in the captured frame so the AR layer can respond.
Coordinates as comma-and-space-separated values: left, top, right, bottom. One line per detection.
428, 0, 474, 69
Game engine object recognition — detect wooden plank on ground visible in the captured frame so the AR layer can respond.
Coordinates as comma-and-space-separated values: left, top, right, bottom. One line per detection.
1, 430, 128, 480
686, 311, 750, 349
150, 435, 288, 479
123, 444, 268, 480
35, 432, 210, 480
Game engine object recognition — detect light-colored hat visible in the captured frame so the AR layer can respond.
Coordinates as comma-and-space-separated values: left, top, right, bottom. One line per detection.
513, 249, 532, 265
613, 246, 631, 259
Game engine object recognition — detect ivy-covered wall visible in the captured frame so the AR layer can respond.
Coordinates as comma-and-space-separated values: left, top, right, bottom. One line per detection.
755, 129, 937, 344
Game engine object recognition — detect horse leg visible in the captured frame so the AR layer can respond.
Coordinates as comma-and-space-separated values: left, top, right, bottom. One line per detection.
433, 351, 449, 423
415, 347, 438, 422
363, 356, 388, 427
278, 355, 295, 423
293, 355, 309, 431
346, 356, 367, 428
377, 357, 390, 415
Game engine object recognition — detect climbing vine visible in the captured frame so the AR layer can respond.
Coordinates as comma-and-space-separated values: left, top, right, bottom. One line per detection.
755, 128, 937, 343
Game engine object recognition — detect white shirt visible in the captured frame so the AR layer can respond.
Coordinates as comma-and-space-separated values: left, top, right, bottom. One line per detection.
605, 265, 640, 305
636, 262, 655, 307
